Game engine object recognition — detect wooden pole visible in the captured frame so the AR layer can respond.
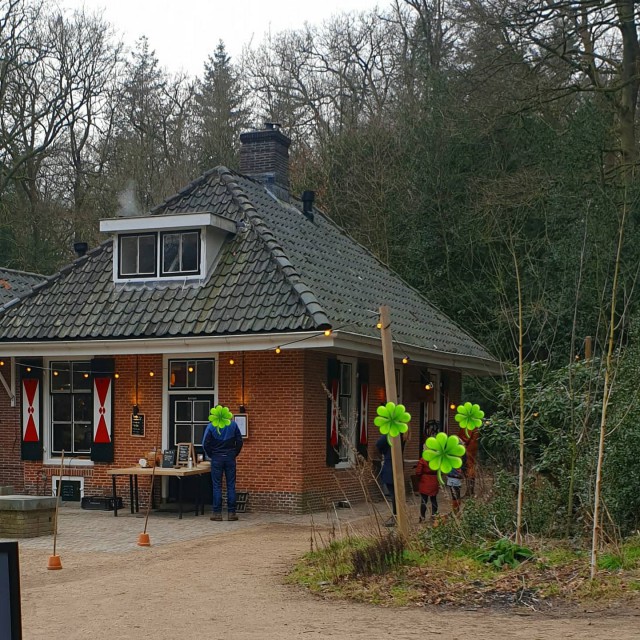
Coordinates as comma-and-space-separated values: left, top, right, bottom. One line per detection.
379, 305, 409, 538
47, 450, 64, 569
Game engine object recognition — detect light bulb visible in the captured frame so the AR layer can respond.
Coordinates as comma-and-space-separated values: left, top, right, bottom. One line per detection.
402, 357, 408, 364
275, 347, 281, 354
229, 359, 235, 365
324, 329, 331, 337
149, 371, 154, 377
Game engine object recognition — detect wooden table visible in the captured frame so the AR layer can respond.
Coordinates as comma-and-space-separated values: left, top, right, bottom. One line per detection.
107, 465, 211, 519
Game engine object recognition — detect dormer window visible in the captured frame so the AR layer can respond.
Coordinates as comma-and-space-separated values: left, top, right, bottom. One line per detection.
101, 212, 237, 284
119, 234, 157, 278
162, 231, 200, 276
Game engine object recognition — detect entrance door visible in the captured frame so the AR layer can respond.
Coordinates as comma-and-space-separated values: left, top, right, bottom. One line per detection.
168, 394, 213, 504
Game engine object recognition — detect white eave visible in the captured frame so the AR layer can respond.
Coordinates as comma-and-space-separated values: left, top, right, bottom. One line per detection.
99, 212, 237, 235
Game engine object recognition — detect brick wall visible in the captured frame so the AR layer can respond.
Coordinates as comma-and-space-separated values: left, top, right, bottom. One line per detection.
0, 350, 464, 513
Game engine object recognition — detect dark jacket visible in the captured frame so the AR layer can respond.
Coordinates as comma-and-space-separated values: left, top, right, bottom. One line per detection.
202, 421, 243, 459
376, 435, 393, 485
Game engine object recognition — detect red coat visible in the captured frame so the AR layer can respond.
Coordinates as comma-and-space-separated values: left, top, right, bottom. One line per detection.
415, 459, 439, 496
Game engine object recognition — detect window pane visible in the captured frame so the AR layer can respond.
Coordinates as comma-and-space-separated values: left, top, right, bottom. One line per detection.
120, 236, 137, 275
74, 424, 92, 452
53, 424, 72, 453
193, 401, 210, 422
187, 361, 196, 387
340, 363, 352, 396
163, 234, 180, 273
138, 235, 156, 274
170, 361, 187, 388
181, 232, 199, 272
52, 395, 72, 422
72, 362, 91, 392
74, 395, 91, 422
196, 360, 214, 388
51, 362, 71, 392
175, 424, 191, 444
193, 423, 206, 445
175, 401, 191, 422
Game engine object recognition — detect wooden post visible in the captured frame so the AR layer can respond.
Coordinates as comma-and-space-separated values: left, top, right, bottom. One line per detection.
379, 305, 409, 538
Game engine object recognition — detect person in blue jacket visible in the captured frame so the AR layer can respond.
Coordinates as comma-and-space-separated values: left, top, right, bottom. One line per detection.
202, 416, 244, 521
376, 433, 405, 526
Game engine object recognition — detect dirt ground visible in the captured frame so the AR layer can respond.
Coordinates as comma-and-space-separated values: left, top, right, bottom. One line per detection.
16, 521, 640, 640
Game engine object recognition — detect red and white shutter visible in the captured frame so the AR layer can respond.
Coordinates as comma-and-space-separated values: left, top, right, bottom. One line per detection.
91, 358, 115, 462
21, 360, 43, 460
330, 379, 339, 447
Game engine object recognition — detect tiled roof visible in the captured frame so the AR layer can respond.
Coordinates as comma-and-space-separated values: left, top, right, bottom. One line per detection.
0, 167, 497, 367
0, 268, 45, 305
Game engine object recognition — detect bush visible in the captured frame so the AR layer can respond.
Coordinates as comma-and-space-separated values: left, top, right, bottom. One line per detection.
476, 538, 534, 569
350, 534, 406, 577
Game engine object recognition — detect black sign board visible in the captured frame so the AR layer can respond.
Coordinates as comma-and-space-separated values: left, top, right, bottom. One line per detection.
131, 413, 145, 437
161, 449, 177, 468
0, 542, 22, 640
176, 442, 195, 467
55, 479, 81, 502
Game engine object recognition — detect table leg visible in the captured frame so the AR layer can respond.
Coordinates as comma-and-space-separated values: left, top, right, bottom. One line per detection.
134, 476, 139, 512
129, 475, 134, 514
195, 474, 200, 516
112, 476, 118, 517
178, 478, 183, 520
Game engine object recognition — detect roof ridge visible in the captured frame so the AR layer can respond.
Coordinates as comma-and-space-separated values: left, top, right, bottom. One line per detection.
0, 242, 110, 317
218, 169, 331, 330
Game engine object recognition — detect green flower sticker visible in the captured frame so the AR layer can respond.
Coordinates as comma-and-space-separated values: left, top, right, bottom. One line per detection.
454, 402, 484, 436
209, 405, 233, 432
422, 432, 466, 484
374, 402, 411, 438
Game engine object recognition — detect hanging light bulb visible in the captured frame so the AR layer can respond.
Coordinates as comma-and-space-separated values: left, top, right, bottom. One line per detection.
424, 382, 434, 391
149, 371, 154, 377
376, 321, 382, 329
26, 367, 32, 373
275, 347, 281, 354
229, 358, 235, 365
114, 373, 120, 379
83, 373, 89, 379
53, 371, 59, 377
188, 366, 194, 373
449, 402, 456, 411
402, 357, 409, 364
0, 360, 4, 366
324, 329, 332, 337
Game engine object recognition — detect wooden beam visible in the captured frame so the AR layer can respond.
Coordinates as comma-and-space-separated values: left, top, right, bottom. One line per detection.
379, 305, 409, 538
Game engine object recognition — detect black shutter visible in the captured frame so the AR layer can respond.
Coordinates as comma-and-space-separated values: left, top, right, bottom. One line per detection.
20, 358, 43, 461
90, 358, 115, 462
356, 362, 369, 459
326, 358, 340, 467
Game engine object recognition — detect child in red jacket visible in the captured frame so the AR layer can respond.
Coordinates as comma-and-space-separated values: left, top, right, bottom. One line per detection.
415, 456, 440, 522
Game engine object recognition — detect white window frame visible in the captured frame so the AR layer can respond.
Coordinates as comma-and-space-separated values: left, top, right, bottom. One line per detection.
335, 356, 358, 469
160, 230, 201, 276
118, 232, 158, 278
51, 475, 85, 501
43, 357, 94, 467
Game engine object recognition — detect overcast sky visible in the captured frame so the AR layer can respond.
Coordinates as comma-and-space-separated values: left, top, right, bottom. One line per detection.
57, 0, 383, 77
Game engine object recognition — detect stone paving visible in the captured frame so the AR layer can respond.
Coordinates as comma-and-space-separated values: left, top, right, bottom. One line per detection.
0, 499, 390, 553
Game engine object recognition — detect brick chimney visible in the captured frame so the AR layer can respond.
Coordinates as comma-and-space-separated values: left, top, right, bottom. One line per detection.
239, 122, 291, 201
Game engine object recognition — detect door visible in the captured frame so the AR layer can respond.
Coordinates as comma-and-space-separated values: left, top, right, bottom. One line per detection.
168, 394, 213, 504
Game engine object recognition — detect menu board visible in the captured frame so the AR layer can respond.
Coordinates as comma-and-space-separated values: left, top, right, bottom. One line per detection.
176, 442, 195, 467
161, 449, 177, 468
131, 414, 145, 437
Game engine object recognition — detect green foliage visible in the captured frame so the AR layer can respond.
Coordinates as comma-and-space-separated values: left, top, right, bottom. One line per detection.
476, 538, 534, 569
349, 534, 406, 577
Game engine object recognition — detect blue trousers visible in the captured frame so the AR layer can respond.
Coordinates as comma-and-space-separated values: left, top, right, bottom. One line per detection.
210, 456, 237, 513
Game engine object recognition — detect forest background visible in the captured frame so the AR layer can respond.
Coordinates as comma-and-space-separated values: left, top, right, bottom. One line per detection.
1, 0, 640, 539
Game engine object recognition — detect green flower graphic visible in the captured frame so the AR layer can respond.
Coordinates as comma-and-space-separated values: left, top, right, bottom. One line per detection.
454, 402, 484, 436
209, 405, 233, 432
374, 402, 411, 438
422, 432, 466, 484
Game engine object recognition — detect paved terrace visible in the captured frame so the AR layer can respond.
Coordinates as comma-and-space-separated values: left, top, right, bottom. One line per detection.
0, 498, 411, 553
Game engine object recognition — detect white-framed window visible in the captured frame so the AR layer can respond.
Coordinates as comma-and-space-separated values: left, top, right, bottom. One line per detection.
337, 357, 357, 465
119, 233, 157, 278
168, 359, 215, 390
117, 230, 202, 280
161, 231, 200, 275
49, 361, 92, 457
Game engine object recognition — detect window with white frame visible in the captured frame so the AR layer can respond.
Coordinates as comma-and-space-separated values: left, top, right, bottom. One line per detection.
338, 359, 357, 463
161, 231, 200, 275
168, 359, 214, 390
50, 361, 92, 456
119, 233, 157, 278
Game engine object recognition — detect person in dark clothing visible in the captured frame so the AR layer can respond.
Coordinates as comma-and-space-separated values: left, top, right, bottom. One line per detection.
202, 417, 243, 521
376, 433, 406, 526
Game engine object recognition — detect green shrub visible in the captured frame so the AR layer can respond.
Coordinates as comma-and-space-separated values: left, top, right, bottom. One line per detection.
476, 538, 534, 569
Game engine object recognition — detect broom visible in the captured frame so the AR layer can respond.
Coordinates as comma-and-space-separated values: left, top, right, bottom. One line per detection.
47, 450, 65, 570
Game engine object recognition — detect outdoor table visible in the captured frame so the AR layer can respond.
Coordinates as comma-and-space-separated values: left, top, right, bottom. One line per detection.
106, 465, 211, 519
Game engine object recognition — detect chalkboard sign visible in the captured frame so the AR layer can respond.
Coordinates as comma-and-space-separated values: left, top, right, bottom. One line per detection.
176, 442, 195, 467
55, 479, 81, 502
131, 413, 145, 437
161, 449, 177, 468
0, 542, 22, 640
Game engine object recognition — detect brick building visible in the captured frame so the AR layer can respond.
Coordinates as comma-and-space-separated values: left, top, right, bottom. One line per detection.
0, 124, 500, 513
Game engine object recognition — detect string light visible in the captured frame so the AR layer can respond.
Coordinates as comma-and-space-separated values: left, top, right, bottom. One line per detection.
53, 371, 59, 377
149, 371, 154, 377
114, 373, 120, 379
83, 373, 89, 379
376, 322, 382, 329
188, 366, 194, 373
402, 357, 409, 365
424, 382, 434, 391
26, 367, 31, 373
450, 402, 456, 410
0, 360, 4, 366
229, 358, 235, 365
275, 347, 281, 354
323, 329, 331, 337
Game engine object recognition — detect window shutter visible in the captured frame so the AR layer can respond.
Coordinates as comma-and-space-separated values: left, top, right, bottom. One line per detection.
21, 358, 43, 461
326, 358, 340, 467
357, 363, 369, 459
91, 358, 115, 462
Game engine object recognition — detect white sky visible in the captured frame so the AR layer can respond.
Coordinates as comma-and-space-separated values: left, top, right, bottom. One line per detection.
57, 0, 383, 77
